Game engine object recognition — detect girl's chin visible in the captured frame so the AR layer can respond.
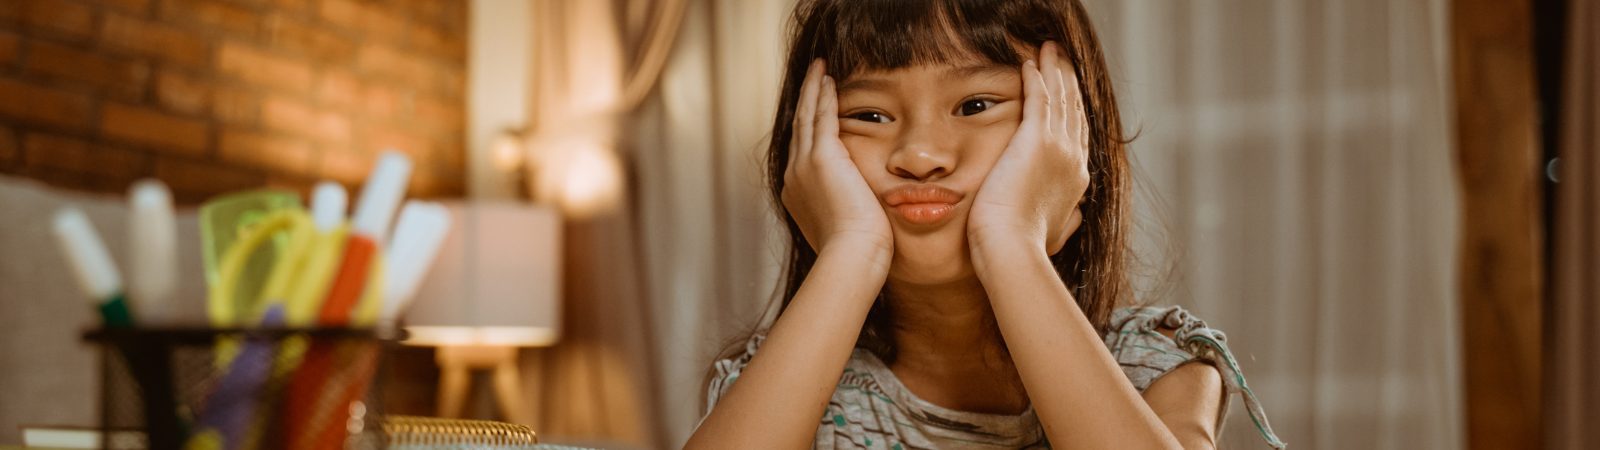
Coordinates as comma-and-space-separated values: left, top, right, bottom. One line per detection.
887, 247, 974, 285
888, 263, 976, 286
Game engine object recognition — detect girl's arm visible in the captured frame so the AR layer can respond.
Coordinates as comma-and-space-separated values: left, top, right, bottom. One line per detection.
972, 239, 1214, 449
686, 60, 894, 449
685, 240, 889, 449
966, 42, 1219, 448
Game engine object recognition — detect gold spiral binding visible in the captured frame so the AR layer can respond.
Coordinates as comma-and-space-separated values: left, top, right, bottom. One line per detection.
383, 415, 539, 446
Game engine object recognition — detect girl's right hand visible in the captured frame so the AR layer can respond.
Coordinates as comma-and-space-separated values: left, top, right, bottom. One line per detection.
781, 59, 894, 261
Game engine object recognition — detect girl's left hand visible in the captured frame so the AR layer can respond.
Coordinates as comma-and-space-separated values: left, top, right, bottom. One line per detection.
968, 41, 1090, 259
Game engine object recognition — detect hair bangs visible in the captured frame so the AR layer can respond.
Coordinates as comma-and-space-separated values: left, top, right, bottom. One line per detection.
810, 0, 1034, 79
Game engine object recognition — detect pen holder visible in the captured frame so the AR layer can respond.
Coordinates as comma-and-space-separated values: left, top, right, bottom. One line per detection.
83, 328, 395, 450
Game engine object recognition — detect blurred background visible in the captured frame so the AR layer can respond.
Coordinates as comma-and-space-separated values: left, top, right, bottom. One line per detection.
0, 0, 1593, 449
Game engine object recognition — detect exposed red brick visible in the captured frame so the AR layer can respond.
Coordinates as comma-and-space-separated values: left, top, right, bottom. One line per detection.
357, 44, 435, 89
23, 133, 147, 179
3, 0, 468, 200
412, 95, 463, 134
0, 77, 93, 130
101, 13, 210, 67
0, 125, 16, 166
362, 7, 405, 41
216, 42, 313, 93
409, 24, 464, 63
20, 0, 96, 41
100, 103, 209, 156
315, 69, 361, 110
154, 70, 211, 115
213, 86, 259, 124
95, 0, 154, 14
264, 173, 313, 196
24, 41, 151, 97
264, 14, 355, 62
271, 0, 309, 14
437, 140, 464, 175
160, 0, 259, 37
316, 0, 363, 32
0, 32, 19, 65
437, 68, 465, 98
218, 127, 314, 175
154, 157, 263, 203
408, 166, 445, 197
317, 0, 402, 38
318, 146, 370, 184
362, 83, 409, 120
363, 126, 431, 164
262, 96, 350, 143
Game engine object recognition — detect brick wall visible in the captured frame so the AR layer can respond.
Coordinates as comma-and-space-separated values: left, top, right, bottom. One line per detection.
0, 0, 467, 203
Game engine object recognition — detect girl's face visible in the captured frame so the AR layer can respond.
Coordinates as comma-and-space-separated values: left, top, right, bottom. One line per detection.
834, 61, 1024, 286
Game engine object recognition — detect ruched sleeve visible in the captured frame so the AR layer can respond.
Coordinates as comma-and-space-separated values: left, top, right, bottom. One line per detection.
1104, 306, 1287, 449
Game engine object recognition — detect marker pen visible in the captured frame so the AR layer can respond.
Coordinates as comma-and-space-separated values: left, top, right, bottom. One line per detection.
52, 208, 132, 327
127, 180, 177, 325
318, 151, 411, 326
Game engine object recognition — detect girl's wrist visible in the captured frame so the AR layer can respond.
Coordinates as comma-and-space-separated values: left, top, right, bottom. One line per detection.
817, 233, 894, 278
969, 231, 1051, 280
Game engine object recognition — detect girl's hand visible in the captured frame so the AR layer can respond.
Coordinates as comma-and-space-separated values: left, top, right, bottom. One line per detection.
968, 41, 1090, 260
781, 59, 894, 260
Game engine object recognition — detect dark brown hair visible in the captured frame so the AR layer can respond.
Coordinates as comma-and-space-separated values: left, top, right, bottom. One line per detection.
751, 0, 1132, 364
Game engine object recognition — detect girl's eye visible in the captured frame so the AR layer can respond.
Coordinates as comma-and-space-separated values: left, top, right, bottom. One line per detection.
847, 111, 891, 123
957, 98, 997, 116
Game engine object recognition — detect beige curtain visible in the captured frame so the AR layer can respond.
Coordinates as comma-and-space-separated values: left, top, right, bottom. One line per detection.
1084, 0, 1463, 448
626, 0, 795, 447
1547, 0, 1600, 447
518, 0, 685, 447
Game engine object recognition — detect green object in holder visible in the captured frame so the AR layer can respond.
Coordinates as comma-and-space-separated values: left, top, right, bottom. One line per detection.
199, 190, 301, 326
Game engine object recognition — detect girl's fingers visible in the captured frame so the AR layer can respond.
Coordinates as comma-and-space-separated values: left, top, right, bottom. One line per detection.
1019, 59, 1046, 131
1038, 42, 1062, 126
817, 76, 841, 152
1065, 65, 1089, 149
794, 59, 824, 160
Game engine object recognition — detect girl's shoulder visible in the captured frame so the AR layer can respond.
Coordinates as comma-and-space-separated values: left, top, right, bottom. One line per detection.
1104, 305, 1287, 449
1102, 305, 1229, 391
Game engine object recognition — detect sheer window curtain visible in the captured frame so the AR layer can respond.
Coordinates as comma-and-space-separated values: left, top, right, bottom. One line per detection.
627, 0, 794, 448
1084, 1, 1463, 448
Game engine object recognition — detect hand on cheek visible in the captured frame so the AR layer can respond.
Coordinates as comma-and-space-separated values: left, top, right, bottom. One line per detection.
780, 59, 895, 264
968, 41, 1090, 264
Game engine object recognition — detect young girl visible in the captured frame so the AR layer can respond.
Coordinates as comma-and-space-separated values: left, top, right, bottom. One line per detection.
688, 1, 1285, 448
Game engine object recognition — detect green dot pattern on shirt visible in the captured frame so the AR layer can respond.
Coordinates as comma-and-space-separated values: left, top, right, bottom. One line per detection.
833, 414, 846, 427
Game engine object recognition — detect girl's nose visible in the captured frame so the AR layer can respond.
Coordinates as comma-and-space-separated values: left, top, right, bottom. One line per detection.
886, 122, 957, 181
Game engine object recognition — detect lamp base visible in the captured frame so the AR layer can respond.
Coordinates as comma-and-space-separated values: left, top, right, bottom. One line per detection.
435, 345, 534, 425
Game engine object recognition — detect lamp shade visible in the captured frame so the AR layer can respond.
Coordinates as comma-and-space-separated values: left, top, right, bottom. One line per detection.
403, 201, 562, 347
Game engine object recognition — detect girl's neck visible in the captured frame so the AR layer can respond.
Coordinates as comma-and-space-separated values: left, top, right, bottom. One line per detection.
883, 275, 1029, 414
884, 275, 1013, 375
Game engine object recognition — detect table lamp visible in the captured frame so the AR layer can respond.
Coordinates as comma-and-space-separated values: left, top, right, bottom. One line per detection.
401, 200, 561, 425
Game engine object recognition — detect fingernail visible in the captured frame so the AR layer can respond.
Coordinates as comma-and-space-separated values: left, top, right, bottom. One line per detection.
1024, 60, 1036, 68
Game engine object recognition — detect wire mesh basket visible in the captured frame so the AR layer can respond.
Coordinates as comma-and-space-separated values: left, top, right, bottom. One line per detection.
84, 327, 393, 450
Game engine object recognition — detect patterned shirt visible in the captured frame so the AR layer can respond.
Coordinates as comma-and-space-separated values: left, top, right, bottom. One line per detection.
701, 305, 1287, 449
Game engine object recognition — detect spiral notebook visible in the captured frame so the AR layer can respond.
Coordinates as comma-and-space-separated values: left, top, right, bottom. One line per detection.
383, 415, 598, 450
24, 416, 595, 450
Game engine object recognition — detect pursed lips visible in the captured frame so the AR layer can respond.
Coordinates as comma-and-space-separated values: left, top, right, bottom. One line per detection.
882, 185, 965, 225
